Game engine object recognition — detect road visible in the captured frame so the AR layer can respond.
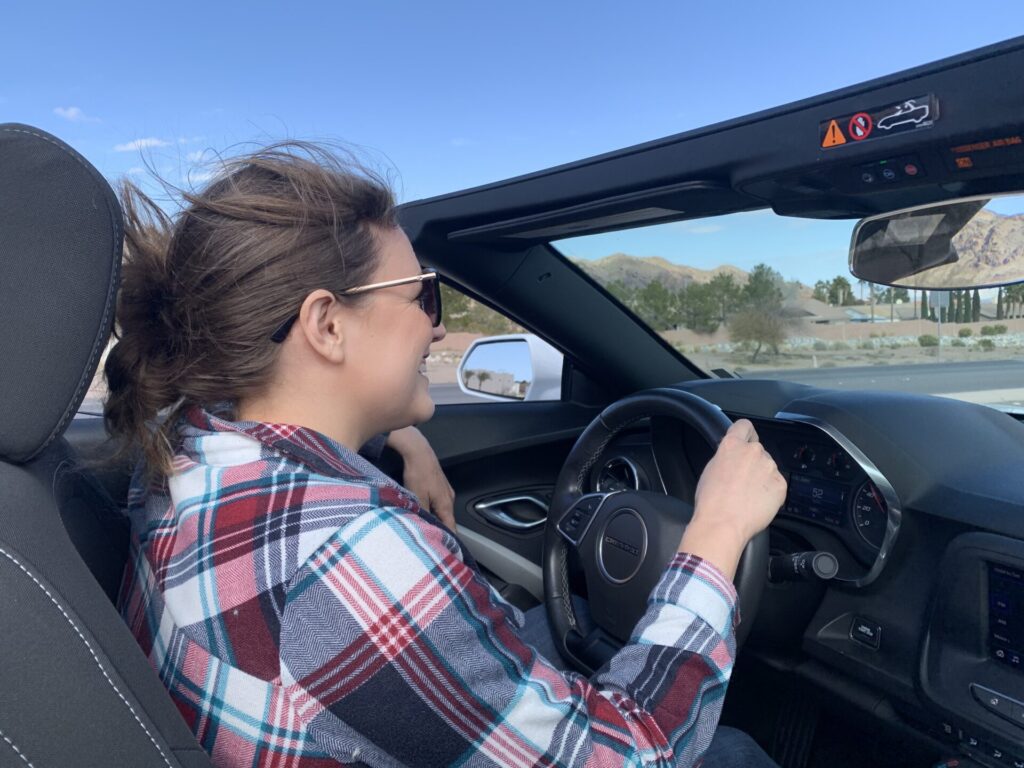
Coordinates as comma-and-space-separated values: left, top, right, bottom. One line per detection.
77, 360, 1024, 416
432, 360, 1024, 407
751, 359, 1024, 405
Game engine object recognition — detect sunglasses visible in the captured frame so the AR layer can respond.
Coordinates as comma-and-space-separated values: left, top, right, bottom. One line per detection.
270, 270, 442, 343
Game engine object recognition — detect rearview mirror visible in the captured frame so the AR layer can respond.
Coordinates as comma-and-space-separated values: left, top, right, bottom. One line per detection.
849, 193, 1024, 289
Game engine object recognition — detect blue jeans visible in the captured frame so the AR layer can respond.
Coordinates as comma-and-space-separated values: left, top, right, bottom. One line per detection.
520, 603, 777, 768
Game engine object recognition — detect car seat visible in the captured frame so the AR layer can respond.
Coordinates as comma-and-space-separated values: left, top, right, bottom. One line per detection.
0, 124, 212, 767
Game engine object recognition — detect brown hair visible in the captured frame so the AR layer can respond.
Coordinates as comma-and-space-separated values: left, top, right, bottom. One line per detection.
104, 142, 398, 473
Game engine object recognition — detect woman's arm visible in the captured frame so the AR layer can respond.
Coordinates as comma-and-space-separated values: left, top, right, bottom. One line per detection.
279, 507, 737, 767
386, 425, 457, 530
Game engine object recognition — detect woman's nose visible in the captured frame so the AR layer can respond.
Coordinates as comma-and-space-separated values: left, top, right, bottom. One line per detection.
432, 322, 447, 343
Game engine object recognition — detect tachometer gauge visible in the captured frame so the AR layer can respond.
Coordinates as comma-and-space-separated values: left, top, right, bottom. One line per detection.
852, 481, 887, 549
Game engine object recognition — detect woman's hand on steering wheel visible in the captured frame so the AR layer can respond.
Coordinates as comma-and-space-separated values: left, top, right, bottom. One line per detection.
681, 419, 787, 580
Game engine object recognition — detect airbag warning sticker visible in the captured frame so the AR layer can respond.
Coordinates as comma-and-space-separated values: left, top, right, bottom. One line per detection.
820, 94, 939, 149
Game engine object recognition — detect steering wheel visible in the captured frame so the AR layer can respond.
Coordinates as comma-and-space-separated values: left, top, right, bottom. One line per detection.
542, 388, 768, 674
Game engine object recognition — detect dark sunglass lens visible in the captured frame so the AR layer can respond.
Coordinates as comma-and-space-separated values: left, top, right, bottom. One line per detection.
428, 278, 442, 326
418, 277, 442, 326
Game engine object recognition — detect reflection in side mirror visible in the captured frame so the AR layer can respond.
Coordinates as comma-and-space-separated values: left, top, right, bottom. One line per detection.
849, 193, 1024, 289
457, 334, 563, 402
460, 339, 531, 400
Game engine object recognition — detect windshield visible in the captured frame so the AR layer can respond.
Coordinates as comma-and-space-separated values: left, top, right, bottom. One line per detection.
555, 210, 1024, 410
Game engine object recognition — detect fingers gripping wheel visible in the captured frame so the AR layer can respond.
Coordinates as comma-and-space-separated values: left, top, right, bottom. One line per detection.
543, 388, 769, 674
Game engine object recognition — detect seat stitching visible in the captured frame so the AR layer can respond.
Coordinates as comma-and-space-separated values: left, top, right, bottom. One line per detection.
0, 545, 173, 768
0, 727, 35, 767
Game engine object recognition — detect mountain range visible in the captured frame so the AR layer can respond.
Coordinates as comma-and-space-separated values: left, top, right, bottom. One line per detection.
573, 254, 749, 291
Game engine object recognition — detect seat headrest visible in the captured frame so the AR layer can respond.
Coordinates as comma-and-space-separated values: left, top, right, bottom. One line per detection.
0, 124, 122, 463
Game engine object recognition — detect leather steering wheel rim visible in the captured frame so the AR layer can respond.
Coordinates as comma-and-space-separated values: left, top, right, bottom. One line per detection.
542, 387, 768, 674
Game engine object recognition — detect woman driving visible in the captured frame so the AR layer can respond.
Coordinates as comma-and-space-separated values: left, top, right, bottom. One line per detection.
106, 143, 785, 767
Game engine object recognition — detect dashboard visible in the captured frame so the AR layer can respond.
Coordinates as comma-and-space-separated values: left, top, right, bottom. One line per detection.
587, 377, 1024, 768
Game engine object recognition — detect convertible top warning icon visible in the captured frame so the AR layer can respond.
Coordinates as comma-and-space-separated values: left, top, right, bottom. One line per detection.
819, 94, 938, 150
877, 100, 932, 131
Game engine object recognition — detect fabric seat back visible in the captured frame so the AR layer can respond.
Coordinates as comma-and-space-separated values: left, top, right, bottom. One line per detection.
0, 124, 211, 768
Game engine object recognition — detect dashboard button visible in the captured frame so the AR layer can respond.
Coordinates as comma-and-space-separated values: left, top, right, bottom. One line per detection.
971, 683, 1016, 719
850, 616, 881, 649
1011, 703, 1024, 728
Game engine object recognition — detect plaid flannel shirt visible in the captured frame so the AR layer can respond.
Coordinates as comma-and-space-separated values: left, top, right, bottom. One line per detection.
120, 407, 739, 767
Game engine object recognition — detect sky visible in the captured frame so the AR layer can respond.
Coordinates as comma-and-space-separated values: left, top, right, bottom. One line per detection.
5, 1, 1024, 284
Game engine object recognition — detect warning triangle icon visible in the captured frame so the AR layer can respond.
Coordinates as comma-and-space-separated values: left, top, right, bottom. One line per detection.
822, 120, 846, 148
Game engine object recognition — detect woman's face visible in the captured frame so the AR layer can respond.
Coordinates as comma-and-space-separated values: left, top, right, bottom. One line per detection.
342, 226, 446, 435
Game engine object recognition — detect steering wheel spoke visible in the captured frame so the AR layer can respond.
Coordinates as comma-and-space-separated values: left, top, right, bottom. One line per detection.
543, 387, 768, 674
555, 492, 615, 547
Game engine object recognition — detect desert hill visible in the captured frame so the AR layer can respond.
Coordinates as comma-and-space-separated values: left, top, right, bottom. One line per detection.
573, 253, 750, 291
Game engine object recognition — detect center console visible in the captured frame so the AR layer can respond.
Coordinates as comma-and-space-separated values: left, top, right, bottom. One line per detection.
922, 533, 1024, 766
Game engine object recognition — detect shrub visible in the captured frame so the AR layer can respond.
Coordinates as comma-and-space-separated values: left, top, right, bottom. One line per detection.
831, 341, 850, 351
951, 338, 965, 347
981, 325, 995, 336
980, 338, 996, 351
859, 340, 875, 350
918, 334, 939, 347
813, 340, 829, 351
996, 324, 1008, 335
958, 328, 972, 338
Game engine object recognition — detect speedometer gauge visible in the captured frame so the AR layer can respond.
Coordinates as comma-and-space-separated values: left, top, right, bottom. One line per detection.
852, 481, 887, 549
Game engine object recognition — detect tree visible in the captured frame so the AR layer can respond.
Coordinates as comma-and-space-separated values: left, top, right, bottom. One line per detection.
439, 284, 521, 335
940, 306, 948, 323
829, 276, 853, 306
706, 273, 741, 323
813, 279, 830, 303
679, 283, 720, 334
634, 280, 680, 330
997, 287, 1004, 320
973, 289, 981, 323
604, 279, 637, 310
921, 290, 929, 321
742, 264, 784, 311
730, 308, 786, 363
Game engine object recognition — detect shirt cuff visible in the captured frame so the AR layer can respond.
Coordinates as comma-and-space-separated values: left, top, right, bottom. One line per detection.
651, 552, 740, 635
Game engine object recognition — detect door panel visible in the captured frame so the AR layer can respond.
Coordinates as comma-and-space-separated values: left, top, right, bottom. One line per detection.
419, 401, 598, 583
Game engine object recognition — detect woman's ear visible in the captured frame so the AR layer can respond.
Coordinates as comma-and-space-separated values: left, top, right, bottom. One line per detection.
296, 289, 346, 363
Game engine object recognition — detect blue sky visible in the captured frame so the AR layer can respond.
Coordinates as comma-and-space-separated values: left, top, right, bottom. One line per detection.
5, 1, 1024, 284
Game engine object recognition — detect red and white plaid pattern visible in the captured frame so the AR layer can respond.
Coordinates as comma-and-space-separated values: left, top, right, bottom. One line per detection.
120, 406, 739, 766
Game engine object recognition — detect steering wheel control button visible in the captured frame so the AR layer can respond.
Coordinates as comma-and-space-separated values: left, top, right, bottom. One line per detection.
971, 684, 1015, 720
597, 509, 648, 584
557, 494, 605, 546
849, 616, 882, 649
1011, 703, 1024, 728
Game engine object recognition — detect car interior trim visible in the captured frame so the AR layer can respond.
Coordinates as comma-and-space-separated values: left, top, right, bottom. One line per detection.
775, 411, 903, 588
472, 494, 549, 532
456, 526, 544, 601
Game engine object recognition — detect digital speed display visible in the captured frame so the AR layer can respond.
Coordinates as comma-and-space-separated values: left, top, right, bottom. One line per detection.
786, 473, 847, 526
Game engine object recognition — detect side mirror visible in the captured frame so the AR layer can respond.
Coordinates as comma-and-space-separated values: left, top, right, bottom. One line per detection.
457, 334, 563, 402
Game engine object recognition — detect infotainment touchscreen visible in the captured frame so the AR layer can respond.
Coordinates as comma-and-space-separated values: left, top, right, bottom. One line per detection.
988, 562, 1024, 669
